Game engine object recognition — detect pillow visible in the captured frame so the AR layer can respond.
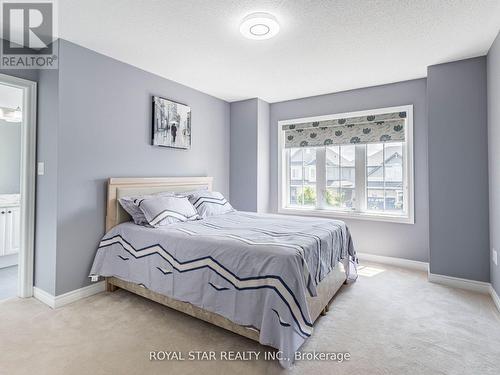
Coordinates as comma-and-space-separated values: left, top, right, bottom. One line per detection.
136, 195, 199, 227
174, 186, 208, 198
118, 192, 174, 225
118, 196, 149, 225
188, 191, 234, 218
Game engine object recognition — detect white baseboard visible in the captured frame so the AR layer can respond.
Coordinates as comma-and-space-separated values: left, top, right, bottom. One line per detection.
490, 286, 500, 312
34, 281, 105, 309
31, 274, 500, 315
428, 273, 491, 294
33, 286, 55, 308
357, 253, 500, 312
357, 252, 428, 272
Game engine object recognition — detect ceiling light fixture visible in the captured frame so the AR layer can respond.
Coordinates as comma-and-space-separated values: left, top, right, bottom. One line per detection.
240, 12, 279, 40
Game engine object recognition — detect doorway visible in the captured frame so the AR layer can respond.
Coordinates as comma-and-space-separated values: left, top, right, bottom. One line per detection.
0, 73, 36, 300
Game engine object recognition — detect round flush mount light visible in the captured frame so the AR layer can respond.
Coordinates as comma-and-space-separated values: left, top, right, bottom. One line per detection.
240, 12, 280, 40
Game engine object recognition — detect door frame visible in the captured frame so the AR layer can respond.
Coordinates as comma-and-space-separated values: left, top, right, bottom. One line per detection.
0, 73, 37, 298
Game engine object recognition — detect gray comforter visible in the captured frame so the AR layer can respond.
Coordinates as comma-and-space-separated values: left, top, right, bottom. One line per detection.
89, 211, 357, 368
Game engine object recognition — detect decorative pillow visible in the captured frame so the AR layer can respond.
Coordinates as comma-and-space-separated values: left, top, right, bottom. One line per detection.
136, 195, 199, 227
118, 192, 174, 225
174, 187, 208, 198
188, 191, 234, 218
118, 197, 149, 225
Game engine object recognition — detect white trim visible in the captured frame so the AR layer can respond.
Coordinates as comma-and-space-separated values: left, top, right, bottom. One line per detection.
278, 105, 413, 126
33, 286, 55, 308
357, 252, 428, 272
277, 207, 415, 224
489, 285, 500, 312
0, 73, 37, 299
428, 273, 490, 294
278, 120, 285, 210
277, 105, 415, 224
33, 281, 105, 309
357, 254, 500, 312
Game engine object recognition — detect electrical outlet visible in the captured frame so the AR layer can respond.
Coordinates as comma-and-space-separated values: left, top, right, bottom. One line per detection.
37, 162, 45, 176
493, 248, 498, 266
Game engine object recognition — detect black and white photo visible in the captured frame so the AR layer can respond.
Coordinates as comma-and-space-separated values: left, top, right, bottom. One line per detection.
152, 96, 191, 149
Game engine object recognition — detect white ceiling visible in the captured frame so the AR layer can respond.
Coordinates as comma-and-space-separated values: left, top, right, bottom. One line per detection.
59, 0, 500, 103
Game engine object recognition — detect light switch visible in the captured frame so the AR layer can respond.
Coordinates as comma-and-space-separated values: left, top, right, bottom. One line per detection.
37, 162, 45, 175
493, 248, 498, 266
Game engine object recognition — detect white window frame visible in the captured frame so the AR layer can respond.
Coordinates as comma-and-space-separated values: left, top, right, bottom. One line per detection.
278, 105, 414, 224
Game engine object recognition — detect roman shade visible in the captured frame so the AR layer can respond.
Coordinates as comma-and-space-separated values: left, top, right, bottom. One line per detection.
282, 111, 407, 148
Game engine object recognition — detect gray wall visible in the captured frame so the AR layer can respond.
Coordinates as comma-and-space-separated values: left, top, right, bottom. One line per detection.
35, 68, 59, 294
0, 122, 21, 193
0, 66, 60, 294
230, 99, 258, 211
230, 98, 271, 213
269, 79, 429, 262
51, 40, 230, 295
0, 67, 38, 83
2, 41, 231, 296
428, 57, 490, 282
487, 32, 500, 293
257, 99, 270, 213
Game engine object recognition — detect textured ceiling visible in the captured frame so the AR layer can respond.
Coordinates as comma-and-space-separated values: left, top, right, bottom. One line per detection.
59, 0, 500, 103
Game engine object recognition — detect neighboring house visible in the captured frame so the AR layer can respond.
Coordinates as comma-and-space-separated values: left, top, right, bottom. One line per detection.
289, 145, 403, 211
366, 145, 404, 211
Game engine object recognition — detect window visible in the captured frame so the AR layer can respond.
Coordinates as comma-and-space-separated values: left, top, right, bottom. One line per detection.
326, 145, 355, 209
288, 148, 316, 207
367, 142, 404, 213
278, 106, 414, 224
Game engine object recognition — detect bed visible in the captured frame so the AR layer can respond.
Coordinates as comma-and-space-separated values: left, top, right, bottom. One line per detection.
89, 177, 357, 368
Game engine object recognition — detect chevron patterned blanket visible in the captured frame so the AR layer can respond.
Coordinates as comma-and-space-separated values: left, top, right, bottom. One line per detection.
90, 211, 356, 367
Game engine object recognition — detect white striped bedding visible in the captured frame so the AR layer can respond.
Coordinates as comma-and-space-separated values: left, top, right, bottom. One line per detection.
188, 191, 234, 217
89, 211, 357, 368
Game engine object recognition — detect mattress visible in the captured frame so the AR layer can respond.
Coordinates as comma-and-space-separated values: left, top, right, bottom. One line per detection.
90, 211, 357, 368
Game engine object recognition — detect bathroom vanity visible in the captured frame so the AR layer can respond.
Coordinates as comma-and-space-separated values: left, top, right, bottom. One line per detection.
0, 194, 20, 268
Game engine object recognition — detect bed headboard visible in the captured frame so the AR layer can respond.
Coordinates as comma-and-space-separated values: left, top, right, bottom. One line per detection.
106, 176, 213, 231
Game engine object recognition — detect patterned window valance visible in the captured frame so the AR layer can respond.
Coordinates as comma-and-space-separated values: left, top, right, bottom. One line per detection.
282, 111, 407, 148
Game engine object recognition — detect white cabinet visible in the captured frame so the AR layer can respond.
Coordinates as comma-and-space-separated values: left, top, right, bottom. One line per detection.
5, 206, 20, 254
0, 205, 20, 256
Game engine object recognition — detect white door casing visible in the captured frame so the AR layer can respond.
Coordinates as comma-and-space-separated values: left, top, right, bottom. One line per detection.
0, 73, 37, 298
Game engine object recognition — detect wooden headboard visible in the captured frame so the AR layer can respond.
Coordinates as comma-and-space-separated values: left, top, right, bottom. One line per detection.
106, 176, 213, 231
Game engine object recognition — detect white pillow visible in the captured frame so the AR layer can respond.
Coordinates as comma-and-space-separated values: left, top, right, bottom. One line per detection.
136, 195, 199, 227
188, 191, 234, 218
118, 197, 150, 226
118, 192, 174, 225
174, 187, 208, 198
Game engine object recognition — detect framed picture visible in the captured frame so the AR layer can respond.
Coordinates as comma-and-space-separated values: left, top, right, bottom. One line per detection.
152, 96, 191, 149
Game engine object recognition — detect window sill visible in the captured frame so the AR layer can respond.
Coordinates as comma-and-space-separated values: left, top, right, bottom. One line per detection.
277, 207, 414, 224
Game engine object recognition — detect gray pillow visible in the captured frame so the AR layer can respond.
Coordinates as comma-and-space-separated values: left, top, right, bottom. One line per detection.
188, 191, 234, 218
118, 192, 174, 225
136, 195, 199, 227
174, 186, 208, 198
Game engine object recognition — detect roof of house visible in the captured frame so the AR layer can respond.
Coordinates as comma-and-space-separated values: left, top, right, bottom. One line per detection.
290, 145, 402, 169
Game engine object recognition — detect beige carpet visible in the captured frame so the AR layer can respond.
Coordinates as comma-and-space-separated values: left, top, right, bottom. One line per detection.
1, 262, 499, 375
